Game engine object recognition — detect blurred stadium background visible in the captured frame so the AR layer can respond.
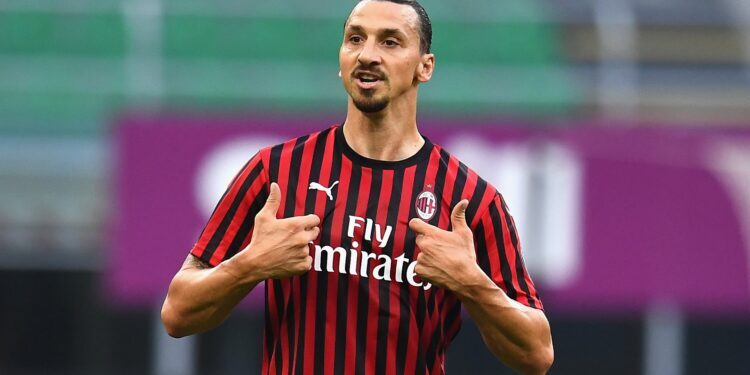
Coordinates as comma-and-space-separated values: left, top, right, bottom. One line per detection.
1, 0, 750, 374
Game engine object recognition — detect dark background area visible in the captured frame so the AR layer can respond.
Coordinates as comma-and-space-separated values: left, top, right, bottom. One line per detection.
1, 271, 749, 374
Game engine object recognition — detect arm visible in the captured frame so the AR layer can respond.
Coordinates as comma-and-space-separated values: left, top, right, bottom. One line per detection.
161, 253, 262, 337
453, 263, 553, 374
409, 200, 553, 374
161, 182, 320, 338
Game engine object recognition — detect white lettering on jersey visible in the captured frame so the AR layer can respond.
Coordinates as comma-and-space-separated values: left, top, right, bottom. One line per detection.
314, 215, 431, 290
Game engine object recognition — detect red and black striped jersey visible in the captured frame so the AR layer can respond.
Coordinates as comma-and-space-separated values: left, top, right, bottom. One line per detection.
191, 125, 543, 375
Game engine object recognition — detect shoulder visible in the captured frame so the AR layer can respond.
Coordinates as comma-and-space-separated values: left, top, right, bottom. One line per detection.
259, 125, 338, 166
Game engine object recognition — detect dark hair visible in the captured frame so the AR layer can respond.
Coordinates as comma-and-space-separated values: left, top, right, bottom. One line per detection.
352, 0, 433, 54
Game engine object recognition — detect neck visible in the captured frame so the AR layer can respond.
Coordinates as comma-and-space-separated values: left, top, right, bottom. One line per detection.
342, 92, 424, 162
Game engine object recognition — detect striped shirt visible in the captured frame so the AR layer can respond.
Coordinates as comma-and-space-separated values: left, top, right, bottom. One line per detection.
191, 125, 543, 375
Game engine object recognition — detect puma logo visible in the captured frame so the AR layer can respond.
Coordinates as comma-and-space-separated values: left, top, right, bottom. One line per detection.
309, 181, 339, 201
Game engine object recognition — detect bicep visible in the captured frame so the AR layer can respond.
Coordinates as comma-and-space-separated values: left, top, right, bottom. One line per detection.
181, 254, 211, 271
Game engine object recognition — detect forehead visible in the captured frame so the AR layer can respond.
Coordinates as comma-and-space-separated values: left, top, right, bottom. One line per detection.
345, 1, 420, 36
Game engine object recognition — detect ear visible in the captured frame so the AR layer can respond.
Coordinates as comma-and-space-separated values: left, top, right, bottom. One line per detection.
416, 53, 435, 83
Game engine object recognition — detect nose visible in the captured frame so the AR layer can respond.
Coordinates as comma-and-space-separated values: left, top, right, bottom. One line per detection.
357, 40, 381, 66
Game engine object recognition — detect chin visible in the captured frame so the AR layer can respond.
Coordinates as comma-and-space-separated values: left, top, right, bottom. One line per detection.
344, 83, 391, 113
353, 98, 390, 113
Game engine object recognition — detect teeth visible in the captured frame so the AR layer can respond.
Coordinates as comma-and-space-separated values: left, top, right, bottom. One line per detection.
358, 74, 378, 81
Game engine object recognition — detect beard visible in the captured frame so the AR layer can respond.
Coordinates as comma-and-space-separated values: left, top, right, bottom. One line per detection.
352, 93, 390, 113
346, 72, 390, 113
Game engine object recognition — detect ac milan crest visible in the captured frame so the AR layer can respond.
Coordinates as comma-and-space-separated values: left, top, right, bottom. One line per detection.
415, 186, 437, 221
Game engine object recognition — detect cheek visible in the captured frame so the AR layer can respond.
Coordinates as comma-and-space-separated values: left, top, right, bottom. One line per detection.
393, 63, 419, 85
339, 50, 355, 70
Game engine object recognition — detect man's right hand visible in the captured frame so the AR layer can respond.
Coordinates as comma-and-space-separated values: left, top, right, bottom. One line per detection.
227, 182, 321, 281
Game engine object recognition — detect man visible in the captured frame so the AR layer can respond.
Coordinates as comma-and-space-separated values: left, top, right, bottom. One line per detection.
161, 0, 554, 374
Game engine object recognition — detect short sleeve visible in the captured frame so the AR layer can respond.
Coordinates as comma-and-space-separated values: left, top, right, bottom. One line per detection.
472, 193, 543, 310
190, 151, 269, 267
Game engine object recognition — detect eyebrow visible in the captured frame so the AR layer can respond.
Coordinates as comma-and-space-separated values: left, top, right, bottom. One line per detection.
345, 24, 409, 40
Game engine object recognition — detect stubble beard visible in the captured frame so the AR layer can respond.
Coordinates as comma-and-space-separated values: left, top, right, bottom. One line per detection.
348, 78, 390, 113
352, 93, 390, 113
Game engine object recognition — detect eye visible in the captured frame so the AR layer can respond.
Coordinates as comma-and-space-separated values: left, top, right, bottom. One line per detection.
383, 39, 400, 47
349, 35, 364, 44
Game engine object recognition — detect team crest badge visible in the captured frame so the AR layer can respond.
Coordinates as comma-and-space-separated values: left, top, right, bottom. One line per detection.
415, 185, 437, 221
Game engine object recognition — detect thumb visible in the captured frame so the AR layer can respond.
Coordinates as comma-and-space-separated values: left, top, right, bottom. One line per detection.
451, 200, 469, 231
260, 182, 281, 217
409, 217, 431, 234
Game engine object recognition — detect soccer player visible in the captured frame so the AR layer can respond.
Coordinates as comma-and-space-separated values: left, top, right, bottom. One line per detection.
161, 0, 554, 374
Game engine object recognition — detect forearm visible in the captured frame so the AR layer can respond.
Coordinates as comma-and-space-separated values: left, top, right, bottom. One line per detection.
454, 267, 553, 375
161, 255, 263, 337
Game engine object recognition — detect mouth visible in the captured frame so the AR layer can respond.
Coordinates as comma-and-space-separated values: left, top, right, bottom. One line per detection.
354, 71, 384, 90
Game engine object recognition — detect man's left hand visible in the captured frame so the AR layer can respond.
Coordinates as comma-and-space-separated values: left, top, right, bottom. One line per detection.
408, 200, 484, 291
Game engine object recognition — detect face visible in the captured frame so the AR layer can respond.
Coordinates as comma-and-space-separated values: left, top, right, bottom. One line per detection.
340, 0, 433, 113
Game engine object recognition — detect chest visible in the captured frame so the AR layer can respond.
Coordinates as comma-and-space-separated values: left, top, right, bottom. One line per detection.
281, 177, 451, 292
